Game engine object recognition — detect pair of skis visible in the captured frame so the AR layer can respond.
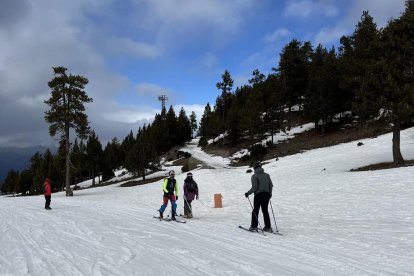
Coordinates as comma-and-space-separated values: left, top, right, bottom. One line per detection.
238, 225, 283, 236
153, 216, 186, 223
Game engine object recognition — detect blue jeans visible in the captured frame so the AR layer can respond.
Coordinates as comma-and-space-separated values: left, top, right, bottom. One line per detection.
159, 195, 177, 216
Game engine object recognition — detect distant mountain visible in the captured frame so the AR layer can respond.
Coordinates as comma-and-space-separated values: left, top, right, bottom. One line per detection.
0, 146, 54, 186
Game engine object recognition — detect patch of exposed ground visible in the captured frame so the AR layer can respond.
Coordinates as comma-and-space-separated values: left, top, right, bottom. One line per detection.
120, 176, 165, 187
350, 159, 414, 171
204, 121, 392, 168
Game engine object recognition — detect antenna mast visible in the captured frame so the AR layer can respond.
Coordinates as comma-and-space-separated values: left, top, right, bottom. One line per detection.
158, 94, 168, 110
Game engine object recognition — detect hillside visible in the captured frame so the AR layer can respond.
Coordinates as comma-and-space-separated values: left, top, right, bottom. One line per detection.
0, 128, 413, 275
203, 118, 393, 168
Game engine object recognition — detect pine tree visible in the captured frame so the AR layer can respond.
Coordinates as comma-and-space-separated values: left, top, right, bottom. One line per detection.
120, 130, 135, 165
341, 11, 382, 124
262, 74, 286, 145
216, 70, 234, 122
86, 131, 103, 186
189, 111, 197, 138
1, 170, 19, 194
29, 151, 44, 194
44, 66, 92, 196
248, 69, 265, 87
18, 169, 32, 195
240, 86, 263, 139
71, 139, 83, 184
275, 39, 312, 113
149, 113, 167, 153
198, 103, 212, 145
305, 45, 340, 135
165, 106, 178, 147
125, 126, 159, 180
177, 108, 192, 145
103, 138, 121, 172
376, 0, 414, 163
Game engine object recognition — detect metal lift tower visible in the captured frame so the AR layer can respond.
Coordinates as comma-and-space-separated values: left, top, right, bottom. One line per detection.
158, 94, 168, 111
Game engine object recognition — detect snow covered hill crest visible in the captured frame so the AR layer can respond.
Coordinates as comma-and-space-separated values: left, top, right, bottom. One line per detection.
1, 128, 414, 275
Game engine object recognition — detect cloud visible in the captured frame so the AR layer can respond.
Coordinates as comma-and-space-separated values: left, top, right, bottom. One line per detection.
0, 0, 31, 30
284, 0, 339, 19
263, 28, 291, 44
136, 83, 168, 97
315, 26, 348, 45
105, 37, 161, 59
201, 53, 220, 72
102, 108, 157, 124
133, 0, 255, 47
348, 0, 405, 27
314, 0, 406, 45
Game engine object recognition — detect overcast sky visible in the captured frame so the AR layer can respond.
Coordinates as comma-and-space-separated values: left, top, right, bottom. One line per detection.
0, 0, 406, 148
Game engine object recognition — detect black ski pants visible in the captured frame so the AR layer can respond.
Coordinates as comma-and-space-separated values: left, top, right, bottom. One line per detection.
45, 195, 51, 209
251, 192, 271, 228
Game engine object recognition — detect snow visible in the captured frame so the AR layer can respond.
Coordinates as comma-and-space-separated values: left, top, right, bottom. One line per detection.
207, 132, 228, 145
1, 128, 414, 275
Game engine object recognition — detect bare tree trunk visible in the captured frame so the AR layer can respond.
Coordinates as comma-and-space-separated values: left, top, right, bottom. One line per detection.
92, 171, 95, 186
392, 120, 404, 164
65, 124, 73, 196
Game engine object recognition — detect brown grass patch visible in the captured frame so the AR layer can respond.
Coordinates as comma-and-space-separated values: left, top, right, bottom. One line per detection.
351, 160, 414, 172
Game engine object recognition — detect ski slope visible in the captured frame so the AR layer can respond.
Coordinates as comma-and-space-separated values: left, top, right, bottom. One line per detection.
1, 128, 414, 275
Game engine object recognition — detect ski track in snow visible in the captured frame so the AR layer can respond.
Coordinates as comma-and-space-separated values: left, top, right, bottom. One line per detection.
1, 129, 414, 275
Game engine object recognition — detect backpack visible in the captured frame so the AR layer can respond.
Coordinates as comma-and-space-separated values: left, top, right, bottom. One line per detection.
187, 181, 197, 192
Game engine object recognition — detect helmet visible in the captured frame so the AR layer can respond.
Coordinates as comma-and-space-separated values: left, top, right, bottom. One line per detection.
187, 172, 193, 177
169, 170, 175, 176
253, 162, 262, 169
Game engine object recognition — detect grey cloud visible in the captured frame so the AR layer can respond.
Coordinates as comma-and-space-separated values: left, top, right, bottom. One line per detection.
0, 0, 31, 29
0, 0, 155, 148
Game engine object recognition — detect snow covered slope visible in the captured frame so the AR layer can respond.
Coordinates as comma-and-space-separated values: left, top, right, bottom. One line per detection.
1, 128, 414, 275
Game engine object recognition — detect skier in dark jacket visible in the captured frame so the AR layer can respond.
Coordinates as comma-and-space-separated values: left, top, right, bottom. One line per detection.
44, 178, 52, 210
159, 170, 179, 220
183, 172, 199, 218
245, 162, 273, 232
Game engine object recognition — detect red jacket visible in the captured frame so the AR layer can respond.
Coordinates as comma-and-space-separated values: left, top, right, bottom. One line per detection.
44, 179, 51, 196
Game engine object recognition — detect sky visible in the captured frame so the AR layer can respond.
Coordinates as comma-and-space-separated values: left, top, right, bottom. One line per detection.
0, 0, 407, 149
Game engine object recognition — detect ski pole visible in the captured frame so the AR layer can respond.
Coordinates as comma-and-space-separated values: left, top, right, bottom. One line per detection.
247, 196, 265, 235
183, 195, 193, 216
269, 200, 279, 233
198, 198, 211, 208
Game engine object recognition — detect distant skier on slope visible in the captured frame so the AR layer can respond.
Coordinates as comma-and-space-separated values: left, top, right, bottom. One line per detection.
43, 178, 52, 210
158, 170, 179, 220
244, 162, 273, 232
183, 172, 199, 218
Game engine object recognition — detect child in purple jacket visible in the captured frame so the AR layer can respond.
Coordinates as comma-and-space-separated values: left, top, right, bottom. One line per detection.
183, 172, 198, 218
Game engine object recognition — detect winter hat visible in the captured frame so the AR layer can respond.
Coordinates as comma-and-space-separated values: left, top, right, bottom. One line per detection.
253, 162, 262, 169
169, 170, 175, 176
187, 172, 193, 177
45, 178, 50, 182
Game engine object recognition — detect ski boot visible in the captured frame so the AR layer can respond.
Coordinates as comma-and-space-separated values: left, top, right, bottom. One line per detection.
263, 227, 273, 233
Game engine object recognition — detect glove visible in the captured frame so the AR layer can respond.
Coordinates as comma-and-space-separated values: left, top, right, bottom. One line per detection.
268, 194, 272, 199
196, 196, 199, 200
244, 192, 249, 198
176, 196, 178, 200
